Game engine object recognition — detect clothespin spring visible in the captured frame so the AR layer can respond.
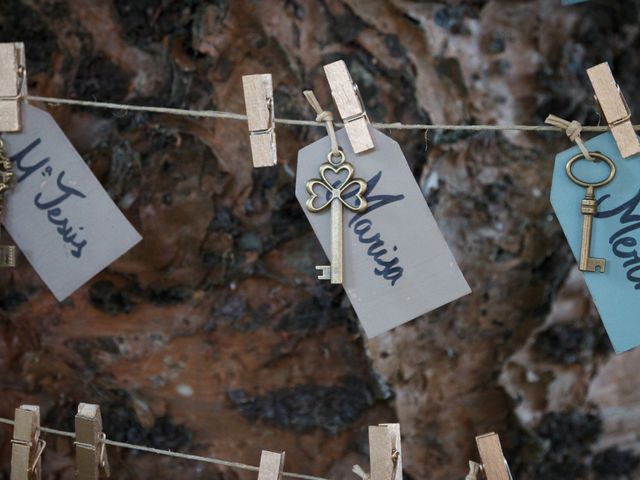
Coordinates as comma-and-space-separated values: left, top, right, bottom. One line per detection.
594, 85, 632, 127
342, 82, 369, 126
477, 460, 514, 480
249, 97, 274, 137
0, 58, 25, 104
390, 448, 400, 480
504, 459, 514, 480
74, 432, 109, 469
11, 438, 46, 474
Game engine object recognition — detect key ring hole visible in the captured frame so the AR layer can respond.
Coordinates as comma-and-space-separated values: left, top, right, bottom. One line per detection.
328, 150, 345, 166
566, 152, 616, 189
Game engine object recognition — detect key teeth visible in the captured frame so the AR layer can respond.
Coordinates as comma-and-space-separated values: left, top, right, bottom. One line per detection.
584, 258, 606, 273
316, 265, 332, 280
0, 245, 15, 268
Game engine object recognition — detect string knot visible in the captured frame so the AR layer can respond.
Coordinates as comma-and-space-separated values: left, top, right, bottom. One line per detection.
303, 90, 339, 155
352, 465, 370, 480
565, 119, 583, 142
545, 114, 593, 161
316, 110, 334, 123
465, 461, 482, 480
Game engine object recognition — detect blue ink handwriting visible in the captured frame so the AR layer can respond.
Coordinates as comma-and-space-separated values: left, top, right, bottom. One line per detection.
12, 138, 88, 258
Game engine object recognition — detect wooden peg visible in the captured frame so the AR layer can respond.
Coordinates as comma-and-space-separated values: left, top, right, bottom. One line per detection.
587, 62, 640, 158
257, 450, 285, 480
369, 423, 402, 480
0, 42, 26, 132
323, 60, 374, 154
242, 74, 277, 168
475, 433, 509, 480
11, 405, 45, 480
75, 403, 110, 480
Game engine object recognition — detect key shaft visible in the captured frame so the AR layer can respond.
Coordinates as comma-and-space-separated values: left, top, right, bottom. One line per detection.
329, 198, 343, 283
315, 195, 343, 283
578, 186, 606, 273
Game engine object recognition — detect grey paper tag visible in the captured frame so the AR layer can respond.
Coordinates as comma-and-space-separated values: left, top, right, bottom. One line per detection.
2, 104, 142, 301
296, 127, 470, 337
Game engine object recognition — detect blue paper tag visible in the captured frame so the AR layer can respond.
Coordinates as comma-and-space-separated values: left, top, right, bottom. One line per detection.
551, 132, 640, 353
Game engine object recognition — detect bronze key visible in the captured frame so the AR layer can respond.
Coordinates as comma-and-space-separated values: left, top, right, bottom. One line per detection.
566, 152, 616, 273
306, 150, 367, 284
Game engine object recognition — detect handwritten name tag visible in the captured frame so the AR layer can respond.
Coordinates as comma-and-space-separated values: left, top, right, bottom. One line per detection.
296, 127, 470, 337
2, 104, 141, 301
551, 132, 640, 352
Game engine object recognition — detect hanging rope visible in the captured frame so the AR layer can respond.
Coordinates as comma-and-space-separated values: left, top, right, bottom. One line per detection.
24, 95, 632, 133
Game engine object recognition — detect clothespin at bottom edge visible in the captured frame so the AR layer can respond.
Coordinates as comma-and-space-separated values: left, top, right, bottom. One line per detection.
257, 450, 285, 480
0, 42, 27, 132
10, 405, 46, 480
368, 423, 402, 480
75, 403, 110, 480
475, 432, 512, 480
242, 73, 277, 168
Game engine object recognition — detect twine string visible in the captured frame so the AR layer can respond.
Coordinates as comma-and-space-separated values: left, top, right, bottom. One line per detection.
23, 95, 635, 133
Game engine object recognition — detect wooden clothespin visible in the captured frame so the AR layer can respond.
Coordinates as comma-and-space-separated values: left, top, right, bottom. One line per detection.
75, 403, 110, 480
475, 433, 510, 480
587, 62, 640, 158
368, 423, 402, 480
242, 74, 277, 168
0, 42, 26, 132
323, 60, 374, 154
10, 405, 45, 480
257, 450, 285, 480
0, 42, 25, 268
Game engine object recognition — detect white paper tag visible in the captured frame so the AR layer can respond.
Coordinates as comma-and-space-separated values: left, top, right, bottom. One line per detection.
2, 104, 142, 301
296, 127, 470, 337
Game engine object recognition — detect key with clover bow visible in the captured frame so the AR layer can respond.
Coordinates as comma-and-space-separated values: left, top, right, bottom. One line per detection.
305, 150, 367, 284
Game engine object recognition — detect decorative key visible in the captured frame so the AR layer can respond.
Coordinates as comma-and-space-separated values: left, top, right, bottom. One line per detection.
566, 151, 616, 273
306, 150, 367, 284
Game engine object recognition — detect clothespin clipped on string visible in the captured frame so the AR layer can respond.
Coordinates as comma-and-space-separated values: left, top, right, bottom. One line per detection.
475, 433, 513, 480
10, 405, 46, 480
0, 42, 26, 267
587, 62, 640, 158
0, 42, 26, 132
323, 60, 374, 154
257, 450, 285, 480
75, 403, 110, 480
242, 74, 277, 168
368, 423, 402, 480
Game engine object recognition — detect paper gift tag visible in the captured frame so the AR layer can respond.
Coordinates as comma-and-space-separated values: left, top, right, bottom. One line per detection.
296, 127, 470, 337
2, 104, 142, 301
551, 132, 640, 353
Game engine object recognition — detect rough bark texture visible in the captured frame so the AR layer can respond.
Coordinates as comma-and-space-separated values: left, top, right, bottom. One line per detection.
1, 1, 639, 479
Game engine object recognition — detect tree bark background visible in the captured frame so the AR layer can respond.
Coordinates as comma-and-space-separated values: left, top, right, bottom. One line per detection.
1, 1, 639, 479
